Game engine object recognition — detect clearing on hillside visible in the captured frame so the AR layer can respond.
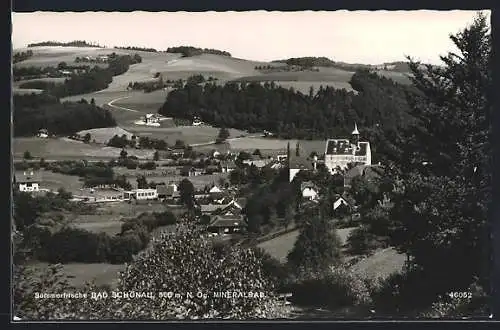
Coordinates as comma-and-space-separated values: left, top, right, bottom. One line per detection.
76, 127, 134, 144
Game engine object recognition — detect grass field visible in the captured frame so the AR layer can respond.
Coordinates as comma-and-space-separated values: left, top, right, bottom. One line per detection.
258, 227, 355, 264
349, 247, 406, 281
13, 88, 44, 95
113, 167, 230, 189
76, 127, 134, 144
13, 137, 154, 160
118, 125, 248, 146
228, 137, 325, 154
26, 261, 126, 288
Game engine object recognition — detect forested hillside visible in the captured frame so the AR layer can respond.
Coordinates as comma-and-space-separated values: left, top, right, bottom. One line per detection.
14, 94, 117, 137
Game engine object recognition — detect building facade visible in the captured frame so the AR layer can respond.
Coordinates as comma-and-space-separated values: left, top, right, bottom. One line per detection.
15, 171, 41, 192
324, 123, 371, 173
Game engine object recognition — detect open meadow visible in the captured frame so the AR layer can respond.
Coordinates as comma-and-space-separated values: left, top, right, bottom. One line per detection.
113, 167, 230, 189
13, 137, 154, 160
257, 227, 355, 264
25, 261, 126, 289
228, 137, 326, 155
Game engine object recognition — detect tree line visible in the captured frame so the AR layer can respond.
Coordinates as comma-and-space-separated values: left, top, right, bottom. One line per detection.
13, 50, 34, 64
114, 46, 158, 52
166, 46, 231, 57
27, 40, 102, 48
13, 94, 116, 137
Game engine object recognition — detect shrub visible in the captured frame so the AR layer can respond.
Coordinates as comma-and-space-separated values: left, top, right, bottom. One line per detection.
107, 233, 144, 264
288, 267, 372, 309
346, 225, 388, 256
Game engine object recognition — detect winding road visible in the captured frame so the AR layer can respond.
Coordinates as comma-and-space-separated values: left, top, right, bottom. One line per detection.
106, 96, 139, 112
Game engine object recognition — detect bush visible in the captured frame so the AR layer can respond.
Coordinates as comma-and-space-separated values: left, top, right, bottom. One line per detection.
346, 225, 388, 256
107, 233, 144, 264
288, 267, 372, 309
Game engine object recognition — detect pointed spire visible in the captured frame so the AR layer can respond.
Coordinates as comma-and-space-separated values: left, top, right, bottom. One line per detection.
352, 122, 360, 135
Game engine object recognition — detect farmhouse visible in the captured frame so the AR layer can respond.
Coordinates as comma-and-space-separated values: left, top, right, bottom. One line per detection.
142, 114, 161, 126
14, 171, 41, 192
324, 123, 372, 173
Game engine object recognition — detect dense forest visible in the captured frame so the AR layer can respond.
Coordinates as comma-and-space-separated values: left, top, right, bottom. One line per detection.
114, 46, 158, 52
13, 50, 34, 64
15, 54, 141, 98
27, 40, 102, 48
158, 70, 417, 163
166, 46, 231, 57
13, 93, 116, 136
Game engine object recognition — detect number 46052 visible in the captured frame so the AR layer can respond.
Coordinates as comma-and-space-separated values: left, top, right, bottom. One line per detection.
448, 292, 472, 299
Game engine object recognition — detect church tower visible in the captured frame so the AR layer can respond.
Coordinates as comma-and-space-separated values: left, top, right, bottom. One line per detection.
352, 122, 360, 145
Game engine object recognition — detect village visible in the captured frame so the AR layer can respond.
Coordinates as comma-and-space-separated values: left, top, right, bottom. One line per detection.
14, 123, 378, 241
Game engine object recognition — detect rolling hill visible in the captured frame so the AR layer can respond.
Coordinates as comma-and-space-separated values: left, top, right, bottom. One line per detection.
13, 46, 413, 115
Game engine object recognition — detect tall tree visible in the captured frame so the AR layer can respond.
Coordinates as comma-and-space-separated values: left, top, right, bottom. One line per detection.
287, 215, 343, 278
388, 13, 492, 300
179, 179, 195, 208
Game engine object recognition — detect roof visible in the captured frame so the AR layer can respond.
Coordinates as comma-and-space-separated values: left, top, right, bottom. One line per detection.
345, 164, 383, 181
289, 156, 314, 170
352, 123, 360, 135
15, 172, 41, 183
325, 139, 369, 156
301, 181, 318, 192
235, 197, 247, 209
209, 215, 246, 227
209, 186, 222, 193
201, 204, 225, 213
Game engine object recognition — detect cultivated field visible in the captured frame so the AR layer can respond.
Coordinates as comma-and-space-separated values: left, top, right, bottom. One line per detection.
13, 137, 154, 160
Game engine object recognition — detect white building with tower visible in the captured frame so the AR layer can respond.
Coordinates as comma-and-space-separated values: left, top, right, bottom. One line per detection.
324, 123, 372, 173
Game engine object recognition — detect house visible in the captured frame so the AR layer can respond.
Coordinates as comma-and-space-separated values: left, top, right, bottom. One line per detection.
288, 142, 318, 182
37, 128, 49, 138
324, 123, 372, 173
156, 182, 179, 200
209, 185, 223, 194
192, 116, 203, 126
213, 198, 244, 216
219, 160, 237, 173
243, 156, 270, 168
207, 215, 247, 235
123, 188, 158, 201
142, 114, 161, 126
15, 171, 41, 192
301, 181, 319, 201
333, 196, 352, 216
200, 203, 226, 215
